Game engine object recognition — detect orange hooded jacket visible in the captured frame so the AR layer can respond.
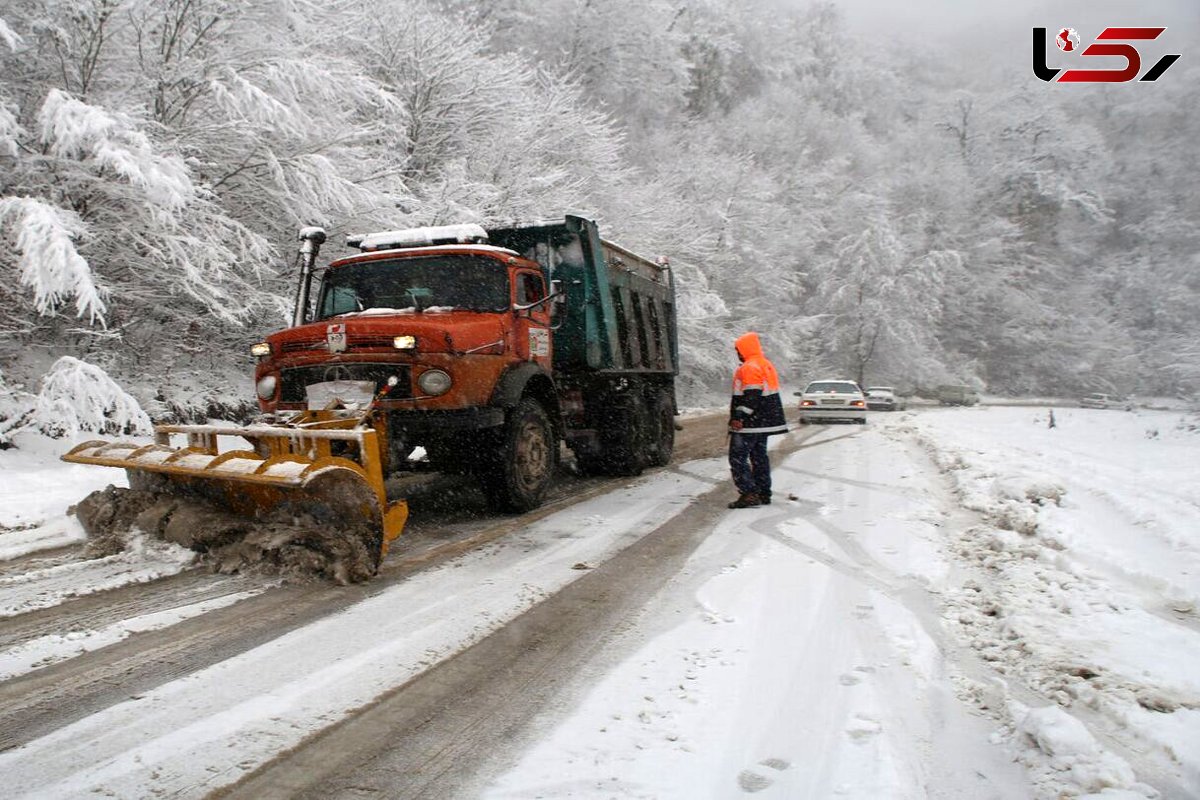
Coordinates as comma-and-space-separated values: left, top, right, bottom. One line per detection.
730, 332, 788, 435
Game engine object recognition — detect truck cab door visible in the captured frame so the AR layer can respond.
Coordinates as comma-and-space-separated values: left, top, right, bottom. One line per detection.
513, 271, 552, 365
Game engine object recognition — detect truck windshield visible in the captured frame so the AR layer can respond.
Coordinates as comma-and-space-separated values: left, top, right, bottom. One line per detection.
317, 255, 509, 318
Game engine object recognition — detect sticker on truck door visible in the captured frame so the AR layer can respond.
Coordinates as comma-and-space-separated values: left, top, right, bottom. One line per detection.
528, 327, 550, 358
326, 323, 347, 353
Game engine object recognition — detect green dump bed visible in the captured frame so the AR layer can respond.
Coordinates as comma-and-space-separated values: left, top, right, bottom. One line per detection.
487, 215, 677, 376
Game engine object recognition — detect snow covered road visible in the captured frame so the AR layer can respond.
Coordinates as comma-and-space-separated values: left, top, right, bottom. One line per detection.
0, 407, 1197, 798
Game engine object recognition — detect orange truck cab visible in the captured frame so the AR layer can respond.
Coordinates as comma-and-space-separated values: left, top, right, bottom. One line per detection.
251, 215, 678, 512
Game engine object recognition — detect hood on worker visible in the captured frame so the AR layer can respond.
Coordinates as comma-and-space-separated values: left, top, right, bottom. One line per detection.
735, 332, 763, 361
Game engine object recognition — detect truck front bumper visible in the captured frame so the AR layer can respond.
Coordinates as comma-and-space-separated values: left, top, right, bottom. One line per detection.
387, 407, 507, 433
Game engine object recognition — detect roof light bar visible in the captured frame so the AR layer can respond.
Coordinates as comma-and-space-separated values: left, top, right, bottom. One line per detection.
348, 223, 489, 252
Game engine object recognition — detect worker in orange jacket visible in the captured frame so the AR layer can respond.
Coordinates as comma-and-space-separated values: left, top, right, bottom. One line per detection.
728, 332, 788, 509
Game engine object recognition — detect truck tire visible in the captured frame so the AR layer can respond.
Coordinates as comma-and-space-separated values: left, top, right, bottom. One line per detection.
600, 394, 647, 476
480, 397, 557, 512
647, 390, 675, 467
573, 449, 604, 477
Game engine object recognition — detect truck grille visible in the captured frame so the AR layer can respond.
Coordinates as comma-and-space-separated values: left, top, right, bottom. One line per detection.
280, 338, 325, 354
279, 334, 397, 354
280, 364, 412, 403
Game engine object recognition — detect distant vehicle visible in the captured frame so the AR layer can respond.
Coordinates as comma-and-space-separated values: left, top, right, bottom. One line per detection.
1081, 393, 1131, 410
936, 385, 979, 406
864, 386, 905, 411
796, 380, 867, 424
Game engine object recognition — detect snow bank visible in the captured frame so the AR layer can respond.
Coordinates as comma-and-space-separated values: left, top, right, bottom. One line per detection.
0, 428, 138, 560
1013, 703, 1154, 799
910, 407, 1200, 798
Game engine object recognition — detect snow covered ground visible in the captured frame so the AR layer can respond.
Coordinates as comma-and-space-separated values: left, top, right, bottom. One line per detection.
0, 406, 1198, 798
487, 406, 1200, 799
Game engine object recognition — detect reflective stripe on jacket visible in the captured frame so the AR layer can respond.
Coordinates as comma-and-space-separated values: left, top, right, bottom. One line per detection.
730, 332, 788, 435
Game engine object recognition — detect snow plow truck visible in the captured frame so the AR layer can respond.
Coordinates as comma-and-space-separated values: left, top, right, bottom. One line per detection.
62, 214, 678, 581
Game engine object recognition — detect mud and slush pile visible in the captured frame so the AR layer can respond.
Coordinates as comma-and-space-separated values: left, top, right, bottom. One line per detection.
72, 485, 379, 584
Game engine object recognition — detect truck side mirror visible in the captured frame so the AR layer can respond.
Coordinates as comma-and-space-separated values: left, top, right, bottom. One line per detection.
550, 279, 566, 305
514, 285, 566, 314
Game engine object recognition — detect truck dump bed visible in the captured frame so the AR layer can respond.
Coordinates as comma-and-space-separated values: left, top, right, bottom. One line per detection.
487, 215, 677, 376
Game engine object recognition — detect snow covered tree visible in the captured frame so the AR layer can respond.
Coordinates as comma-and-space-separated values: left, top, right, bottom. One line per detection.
0, 0, 408, 423
0, 366, 34, 446
33, 355, 152, 436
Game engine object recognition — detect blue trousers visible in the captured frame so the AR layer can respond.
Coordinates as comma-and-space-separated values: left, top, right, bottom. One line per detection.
729, 432, 771, 497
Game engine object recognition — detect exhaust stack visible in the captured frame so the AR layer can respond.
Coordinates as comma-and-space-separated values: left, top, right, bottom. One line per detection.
293, 226, 327, 326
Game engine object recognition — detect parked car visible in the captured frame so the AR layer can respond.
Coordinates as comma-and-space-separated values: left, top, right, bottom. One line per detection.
796, 380, 867, 424
864, 386, 905, 411
936, 385, 979, 406
1081, 393, 1132, 410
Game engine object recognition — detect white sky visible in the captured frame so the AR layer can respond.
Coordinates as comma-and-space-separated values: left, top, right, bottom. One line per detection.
828, 0, 1200, 39
820, 0, 1200, 87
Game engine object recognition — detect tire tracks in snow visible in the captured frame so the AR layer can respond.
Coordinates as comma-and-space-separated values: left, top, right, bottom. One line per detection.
212, 427, 835, 799
733, 423, 1193, 799
0, 570, 259, 653
0, 414, 735, 755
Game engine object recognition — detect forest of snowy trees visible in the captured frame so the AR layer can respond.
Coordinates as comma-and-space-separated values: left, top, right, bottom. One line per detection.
0, 0, 1197, 437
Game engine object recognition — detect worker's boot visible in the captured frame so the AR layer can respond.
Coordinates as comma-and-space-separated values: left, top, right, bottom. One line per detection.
727, 493, 761, 509
760, 491, 771, 505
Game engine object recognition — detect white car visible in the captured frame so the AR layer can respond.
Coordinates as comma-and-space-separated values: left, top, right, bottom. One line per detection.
1081, 393, 1131, 410
864, 386, 904, 411
797, 380, 867, 424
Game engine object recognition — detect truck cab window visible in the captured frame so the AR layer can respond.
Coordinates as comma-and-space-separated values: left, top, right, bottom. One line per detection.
518, 273, 545, 305
321, 286, 362, 318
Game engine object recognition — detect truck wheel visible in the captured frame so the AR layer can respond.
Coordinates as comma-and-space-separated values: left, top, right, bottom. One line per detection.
573, 449, 605, 476
647, 391, 675, 467
601, 395, 647, 476
480, 398, 557, 512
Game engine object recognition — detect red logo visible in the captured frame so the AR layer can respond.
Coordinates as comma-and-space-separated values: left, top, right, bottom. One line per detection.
1056, 28, 1080, 52
1033, 27, 1180, 82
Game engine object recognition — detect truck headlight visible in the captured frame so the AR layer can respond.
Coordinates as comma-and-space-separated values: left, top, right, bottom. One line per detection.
250, 342, 271, 357
417, 369, 451, 396
256, 375, 278, 400
393, 335, 416, 350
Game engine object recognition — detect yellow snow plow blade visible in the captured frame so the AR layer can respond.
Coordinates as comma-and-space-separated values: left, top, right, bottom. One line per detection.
61, 413, 408, 570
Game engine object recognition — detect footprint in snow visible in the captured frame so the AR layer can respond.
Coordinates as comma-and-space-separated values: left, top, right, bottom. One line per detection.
845, 714, 882, 742
838, 665, 875, 686
737, 759, 790, 793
